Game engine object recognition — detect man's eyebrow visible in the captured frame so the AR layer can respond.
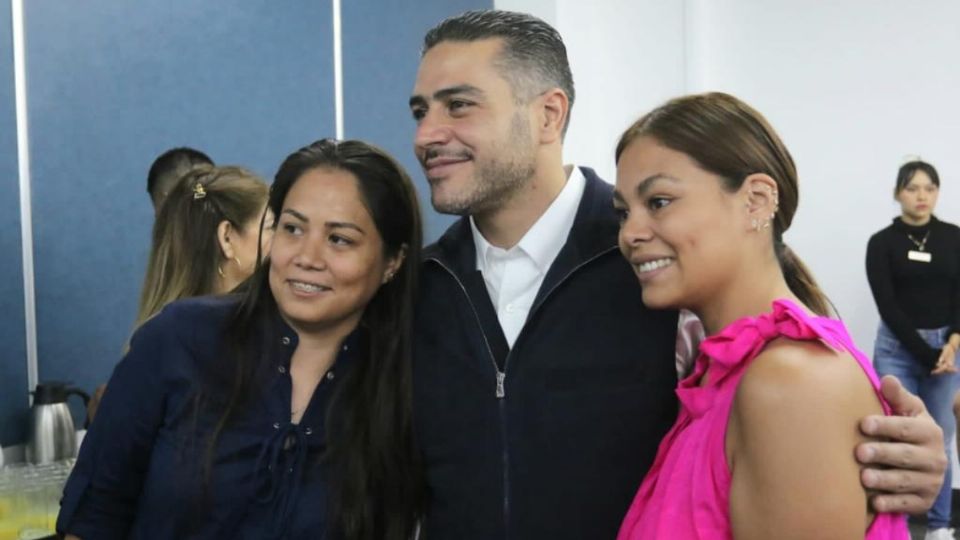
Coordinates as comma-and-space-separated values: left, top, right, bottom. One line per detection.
409, 84, 485, 108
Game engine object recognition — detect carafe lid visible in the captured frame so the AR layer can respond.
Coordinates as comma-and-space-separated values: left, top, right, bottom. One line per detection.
32, 381, 71, 405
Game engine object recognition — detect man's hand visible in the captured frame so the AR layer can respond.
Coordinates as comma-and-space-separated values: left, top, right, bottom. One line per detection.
856, 375, 947, 514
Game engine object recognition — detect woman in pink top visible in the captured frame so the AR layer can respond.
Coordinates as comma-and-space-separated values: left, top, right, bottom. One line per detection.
612, 93, 909, 539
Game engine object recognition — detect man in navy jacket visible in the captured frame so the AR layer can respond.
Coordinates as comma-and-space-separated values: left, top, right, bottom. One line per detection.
408, 10, 947, 539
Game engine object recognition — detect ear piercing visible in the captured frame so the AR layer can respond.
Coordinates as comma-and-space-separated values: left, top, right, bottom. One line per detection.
748, 185, 781, 232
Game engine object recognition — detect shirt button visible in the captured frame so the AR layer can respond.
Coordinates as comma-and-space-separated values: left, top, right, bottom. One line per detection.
326, 372, 335, 381
281, 336, 291, 346
505, 303, 515, 313
304, 427, 313, 435
342, 344, 349, 351
277, 365, 286, 374
273, 422, 280, 430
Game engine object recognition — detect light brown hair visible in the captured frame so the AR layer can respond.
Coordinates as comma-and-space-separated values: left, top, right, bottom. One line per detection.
135, 165, 268, 328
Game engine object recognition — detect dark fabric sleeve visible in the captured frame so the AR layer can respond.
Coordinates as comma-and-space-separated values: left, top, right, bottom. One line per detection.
866, 232, 940, 369
56, 311, 177, 539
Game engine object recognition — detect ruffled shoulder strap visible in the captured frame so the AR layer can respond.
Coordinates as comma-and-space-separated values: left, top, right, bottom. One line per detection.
697, 299, 849, 388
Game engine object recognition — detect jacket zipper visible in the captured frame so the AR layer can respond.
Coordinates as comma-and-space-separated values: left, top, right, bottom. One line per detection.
427, 258, 502, 395
426, 245, 616, 537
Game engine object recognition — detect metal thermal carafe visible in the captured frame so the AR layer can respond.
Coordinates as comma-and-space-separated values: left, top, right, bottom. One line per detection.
25, 383, 90, 464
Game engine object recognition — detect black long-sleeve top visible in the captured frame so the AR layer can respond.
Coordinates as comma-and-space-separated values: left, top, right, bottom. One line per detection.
866, 215, 960, 369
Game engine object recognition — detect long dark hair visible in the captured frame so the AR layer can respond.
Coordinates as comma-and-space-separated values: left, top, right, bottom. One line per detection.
203, 139, 425, 539
615, 92, 831, 316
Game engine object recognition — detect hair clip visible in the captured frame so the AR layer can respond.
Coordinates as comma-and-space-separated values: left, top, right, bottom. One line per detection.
193, 183, 207, 200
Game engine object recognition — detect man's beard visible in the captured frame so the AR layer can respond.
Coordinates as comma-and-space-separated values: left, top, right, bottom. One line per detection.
431, 114, 536, 216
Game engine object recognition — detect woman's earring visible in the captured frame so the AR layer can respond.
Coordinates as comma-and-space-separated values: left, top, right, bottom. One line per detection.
217, 265, 225, 277
751, 218, 760, 231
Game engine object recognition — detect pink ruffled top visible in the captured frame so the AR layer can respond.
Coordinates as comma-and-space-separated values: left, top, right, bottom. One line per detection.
617, 299, 908, 540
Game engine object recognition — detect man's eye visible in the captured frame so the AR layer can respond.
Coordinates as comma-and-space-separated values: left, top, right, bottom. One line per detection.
411, 108, 426, 121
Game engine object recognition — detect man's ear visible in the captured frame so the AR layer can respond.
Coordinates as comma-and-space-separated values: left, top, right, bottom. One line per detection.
537, 88, 569, 145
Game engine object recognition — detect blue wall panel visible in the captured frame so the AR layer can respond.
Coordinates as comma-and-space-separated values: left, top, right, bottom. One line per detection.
342, 0, 493, 242
0, 0, 28, 446
25, 2, 335, 429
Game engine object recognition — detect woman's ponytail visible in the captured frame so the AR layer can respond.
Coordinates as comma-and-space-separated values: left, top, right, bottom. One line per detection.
775, 242, 831, 316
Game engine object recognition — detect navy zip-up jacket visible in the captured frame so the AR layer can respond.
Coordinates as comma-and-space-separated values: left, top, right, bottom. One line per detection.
413, 168, 679, 539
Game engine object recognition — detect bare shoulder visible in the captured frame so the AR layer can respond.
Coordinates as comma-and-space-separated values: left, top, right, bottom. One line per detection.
728, 337, 884, 464
727, 338, 883, 538
734, 338, 883, 421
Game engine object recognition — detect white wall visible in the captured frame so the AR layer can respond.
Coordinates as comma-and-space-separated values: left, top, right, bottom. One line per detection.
687, 0, 960, 356
688, 0, 960, 489
498, 0, 960, 485
498, 0, 688, 182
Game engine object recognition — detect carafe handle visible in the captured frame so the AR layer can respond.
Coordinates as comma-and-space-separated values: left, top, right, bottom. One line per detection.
65, 387, 91, 407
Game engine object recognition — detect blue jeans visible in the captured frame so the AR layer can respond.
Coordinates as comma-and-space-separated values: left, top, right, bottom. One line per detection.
873, 322, 958, 528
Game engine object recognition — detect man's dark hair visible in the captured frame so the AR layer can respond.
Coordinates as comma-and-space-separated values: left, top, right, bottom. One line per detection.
146, 147, 214, 209
423, 10, 575, 134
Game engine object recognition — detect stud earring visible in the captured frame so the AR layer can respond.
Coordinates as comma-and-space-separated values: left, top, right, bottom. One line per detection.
751, 218, 760, 231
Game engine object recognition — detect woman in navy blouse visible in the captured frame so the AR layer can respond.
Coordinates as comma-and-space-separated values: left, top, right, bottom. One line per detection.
57, 139, 426, 539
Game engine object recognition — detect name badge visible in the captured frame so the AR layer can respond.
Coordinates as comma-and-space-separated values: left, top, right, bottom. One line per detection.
908, 250, 932, 263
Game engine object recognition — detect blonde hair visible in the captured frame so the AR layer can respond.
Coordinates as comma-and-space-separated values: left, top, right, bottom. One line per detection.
135, 165, 268, 328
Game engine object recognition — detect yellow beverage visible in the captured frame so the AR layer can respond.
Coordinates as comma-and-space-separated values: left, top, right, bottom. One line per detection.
0, 519, 18, 540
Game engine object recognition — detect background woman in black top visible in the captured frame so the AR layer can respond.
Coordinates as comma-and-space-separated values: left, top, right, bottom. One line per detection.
866, 159, 960, 539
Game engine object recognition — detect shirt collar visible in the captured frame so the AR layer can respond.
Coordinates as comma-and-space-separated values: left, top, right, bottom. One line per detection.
270, 307, 363, 370
470, 165, 586, 272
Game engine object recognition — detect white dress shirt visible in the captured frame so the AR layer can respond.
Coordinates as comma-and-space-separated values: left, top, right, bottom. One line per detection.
470, 167, 586, 347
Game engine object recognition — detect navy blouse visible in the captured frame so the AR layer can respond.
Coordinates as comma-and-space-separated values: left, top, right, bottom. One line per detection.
57, 295, 357, 539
